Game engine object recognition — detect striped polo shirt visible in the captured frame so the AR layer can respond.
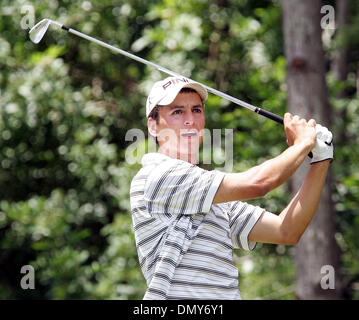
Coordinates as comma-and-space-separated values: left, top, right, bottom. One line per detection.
130, 152, 264, 300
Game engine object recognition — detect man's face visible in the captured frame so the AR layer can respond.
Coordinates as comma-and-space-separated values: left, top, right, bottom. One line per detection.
149, 91, 205, 163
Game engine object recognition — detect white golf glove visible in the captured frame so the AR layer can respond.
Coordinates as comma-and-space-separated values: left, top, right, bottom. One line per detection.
310, 124, 334, 164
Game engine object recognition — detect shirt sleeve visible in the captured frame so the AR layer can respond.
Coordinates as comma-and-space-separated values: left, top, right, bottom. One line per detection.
228, 201, 264, 251
143, 158, 225, 215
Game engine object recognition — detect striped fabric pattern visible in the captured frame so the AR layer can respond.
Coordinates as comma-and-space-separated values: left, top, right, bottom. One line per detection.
130, 153, 264, 300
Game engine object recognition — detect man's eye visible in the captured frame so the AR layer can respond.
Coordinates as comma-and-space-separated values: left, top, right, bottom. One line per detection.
193, 108, 202, 113
173, 110, 183, 115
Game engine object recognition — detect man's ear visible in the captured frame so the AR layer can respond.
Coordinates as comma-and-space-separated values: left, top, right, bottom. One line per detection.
147, 117, 157, 138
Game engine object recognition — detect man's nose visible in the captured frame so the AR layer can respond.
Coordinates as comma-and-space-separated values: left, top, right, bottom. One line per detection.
184, 111, 194, 125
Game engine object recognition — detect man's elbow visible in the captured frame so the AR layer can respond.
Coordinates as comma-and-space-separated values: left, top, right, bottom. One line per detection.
281, 230, 301, 245
252, 162, 284, 196
251, 178, 276, 198
285, 235, 300, 245
252, 183, 271, 198
251, 172, 281, 198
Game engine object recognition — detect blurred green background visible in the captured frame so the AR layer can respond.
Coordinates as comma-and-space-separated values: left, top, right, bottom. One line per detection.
0, 0, 358, 299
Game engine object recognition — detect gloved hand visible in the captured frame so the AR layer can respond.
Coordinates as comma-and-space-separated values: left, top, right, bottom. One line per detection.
310, 124, 334, 164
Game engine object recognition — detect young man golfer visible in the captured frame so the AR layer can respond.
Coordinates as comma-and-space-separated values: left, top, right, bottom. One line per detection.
130, 76, 333, 300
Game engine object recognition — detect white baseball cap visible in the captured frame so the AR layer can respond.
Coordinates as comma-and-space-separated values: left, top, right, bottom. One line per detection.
146, 76, 208, 117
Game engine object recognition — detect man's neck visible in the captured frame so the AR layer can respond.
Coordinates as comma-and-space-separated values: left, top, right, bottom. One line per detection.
158, 147, 199, 165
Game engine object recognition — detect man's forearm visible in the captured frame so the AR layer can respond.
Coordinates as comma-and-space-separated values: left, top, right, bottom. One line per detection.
278, 160, 330, 243
252, 140, 313, 194
214, 139, 314, 203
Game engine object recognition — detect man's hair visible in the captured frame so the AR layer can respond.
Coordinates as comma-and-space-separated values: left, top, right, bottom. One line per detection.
148, 87, 202, 146
148, 105, 160, 124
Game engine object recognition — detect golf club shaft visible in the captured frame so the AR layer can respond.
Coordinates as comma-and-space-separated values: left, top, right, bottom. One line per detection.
67, 25, 310, 155
61, 24, 284, 124
33, 20, 313, 157
55, 22, 312, 157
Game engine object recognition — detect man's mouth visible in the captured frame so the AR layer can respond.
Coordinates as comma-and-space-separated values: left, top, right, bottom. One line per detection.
181, 131, 197, 138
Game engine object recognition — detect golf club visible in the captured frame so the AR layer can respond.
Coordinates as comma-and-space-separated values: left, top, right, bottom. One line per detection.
29, 18, 317, 157
29, 18, 284, 124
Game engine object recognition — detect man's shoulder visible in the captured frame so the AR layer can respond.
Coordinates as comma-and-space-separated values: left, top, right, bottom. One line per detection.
132, 152, 224, 192
130, 153, 172, 189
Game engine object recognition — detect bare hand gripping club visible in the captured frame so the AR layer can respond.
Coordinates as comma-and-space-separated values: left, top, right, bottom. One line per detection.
29, 19, 284, 124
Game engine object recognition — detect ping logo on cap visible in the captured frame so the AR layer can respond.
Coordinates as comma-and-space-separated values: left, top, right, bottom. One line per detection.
162, 78, 190, 90
146, 76, 208, 117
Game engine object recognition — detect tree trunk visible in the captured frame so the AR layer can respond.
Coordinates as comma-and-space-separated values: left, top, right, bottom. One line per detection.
332, 0, 349, 88
332, 0, 350, 144
280, 0, 343, 299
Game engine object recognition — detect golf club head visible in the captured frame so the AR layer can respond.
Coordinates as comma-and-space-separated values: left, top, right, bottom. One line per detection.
29, 19, 51, 43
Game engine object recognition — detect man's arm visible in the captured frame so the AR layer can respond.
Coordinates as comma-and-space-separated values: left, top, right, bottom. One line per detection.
213, 112, 333, 245
213, 113, 317, 203
213, 140, 313, 202
247, 160, 330, 244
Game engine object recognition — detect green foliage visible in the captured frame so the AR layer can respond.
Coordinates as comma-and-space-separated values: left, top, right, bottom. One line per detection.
0, 0, 358, 300
236, 244, 296, 300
